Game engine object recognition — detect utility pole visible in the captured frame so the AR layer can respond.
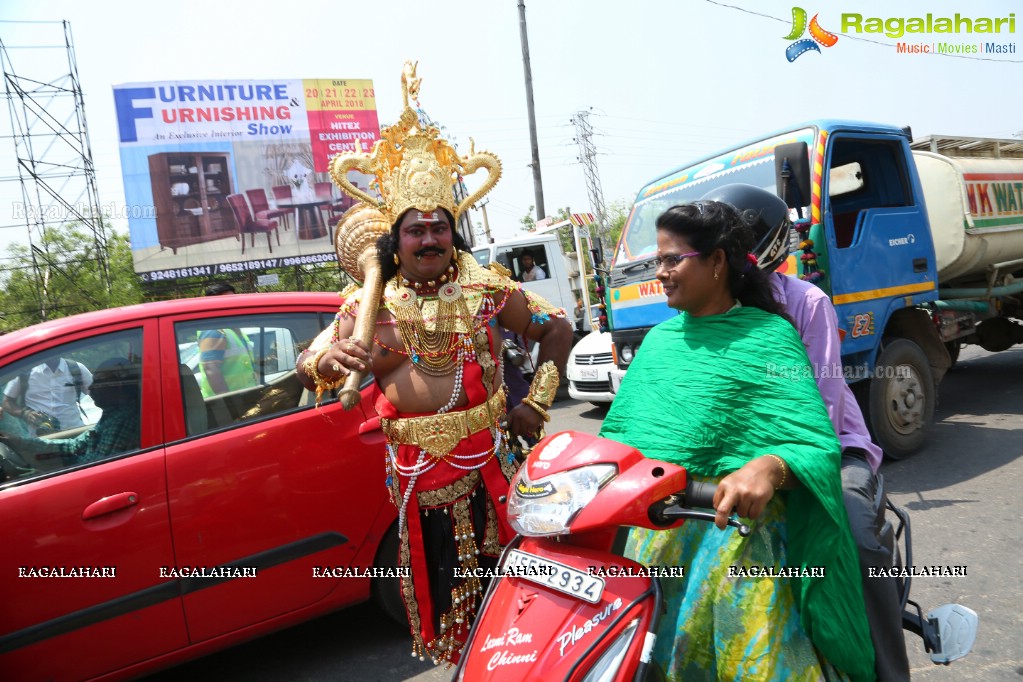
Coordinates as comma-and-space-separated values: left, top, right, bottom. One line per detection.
518, 0, 545, 220
477, 199, 494, 243
571, 109, 610, 267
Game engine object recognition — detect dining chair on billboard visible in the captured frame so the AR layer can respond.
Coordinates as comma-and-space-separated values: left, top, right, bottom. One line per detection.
227, 193, 280, 254
247, 188, 292, 232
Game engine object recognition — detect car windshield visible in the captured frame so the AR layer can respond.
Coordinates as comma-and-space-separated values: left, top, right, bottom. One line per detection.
471, 248, 490, 268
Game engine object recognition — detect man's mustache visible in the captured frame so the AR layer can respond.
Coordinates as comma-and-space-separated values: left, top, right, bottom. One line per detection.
414, 247, 446, 258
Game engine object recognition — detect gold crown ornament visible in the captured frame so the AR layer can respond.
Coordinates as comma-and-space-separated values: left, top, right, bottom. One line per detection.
329, 60, 501, 225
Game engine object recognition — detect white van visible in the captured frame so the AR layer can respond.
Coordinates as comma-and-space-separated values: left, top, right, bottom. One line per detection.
471, 232, 593, 335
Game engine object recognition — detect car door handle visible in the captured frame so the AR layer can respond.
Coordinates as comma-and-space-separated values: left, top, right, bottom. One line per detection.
82, 492, 140, 520
358, 415, 381, 435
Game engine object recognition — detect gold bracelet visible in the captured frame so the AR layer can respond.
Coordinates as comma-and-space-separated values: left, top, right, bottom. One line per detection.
304, 347, 345, 389
521, 397, 551, 422
303, 347, 328, 384
526, 361, 559, 409
764, 454, 787, 489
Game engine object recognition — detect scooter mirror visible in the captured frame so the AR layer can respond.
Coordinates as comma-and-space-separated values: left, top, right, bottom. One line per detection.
927, 603, 979, 664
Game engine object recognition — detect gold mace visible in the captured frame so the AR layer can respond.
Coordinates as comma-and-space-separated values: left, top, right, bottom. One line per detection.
334, 203, 390, 410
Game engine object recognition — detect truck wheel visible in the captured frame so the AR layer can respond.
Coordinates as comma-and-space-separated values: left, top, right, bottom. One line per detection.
869, 339, 935, 459
371, 523, 409, 627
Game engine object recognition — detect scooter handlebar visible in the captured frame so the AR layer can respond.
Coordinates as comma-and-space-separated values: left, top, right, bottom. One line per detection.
655, 479, 751, 536
684, 479, 717, 510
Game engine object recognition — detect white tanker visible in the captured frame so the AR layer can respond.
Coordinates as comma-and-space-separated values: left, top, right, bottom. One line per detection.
913, 144, 1023, 283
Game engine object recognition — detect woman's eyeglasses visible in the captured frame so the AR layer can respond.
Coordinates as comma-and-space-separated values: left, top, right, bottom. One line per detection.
652, 251, 701, 269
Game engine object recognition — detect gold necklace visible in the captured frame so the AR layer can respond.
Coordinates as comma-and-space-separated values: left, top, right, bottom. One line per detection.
388, 278, 473, 376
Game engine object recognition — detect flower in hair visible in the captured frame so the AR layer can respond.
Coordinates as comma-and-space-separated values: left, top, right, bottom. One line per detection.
743, 252, 758, 273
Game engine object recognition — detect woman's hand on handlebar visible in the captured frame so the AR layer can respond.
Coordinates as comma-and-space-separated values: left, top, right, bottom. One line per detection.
711, 457, 782, 530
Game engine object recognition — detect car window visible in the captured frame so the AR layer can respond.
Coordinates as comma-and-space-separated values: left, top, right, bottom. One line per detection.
0, 328, 143, 485
173, 312, 326, 436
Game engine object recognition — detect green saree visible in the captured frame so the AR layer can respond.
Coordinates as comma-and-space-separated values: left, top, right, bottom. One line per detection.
600, 306, 874, 682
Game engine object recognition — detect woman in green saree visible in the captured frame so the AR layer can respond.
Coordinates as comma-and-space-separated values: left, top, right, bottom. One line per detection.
600, 201, 875, 682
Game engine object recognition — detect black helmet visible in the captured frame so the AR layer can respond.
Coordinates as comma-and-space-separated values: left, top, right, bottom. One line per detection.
700, 184, 792, 272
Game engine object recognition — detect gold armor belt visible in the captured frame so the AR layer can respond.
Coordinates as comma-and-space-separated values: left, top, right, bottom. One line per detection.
381, 391, 506, 459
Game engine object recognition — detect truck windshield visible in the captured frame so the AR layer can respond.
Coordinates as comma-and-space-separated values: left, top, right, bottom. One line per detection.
614, 127, 815, 265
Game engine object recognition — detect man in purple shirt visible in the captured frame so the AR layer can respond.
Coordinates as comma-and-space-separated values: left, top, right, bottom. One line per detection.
705, 184, 909, 682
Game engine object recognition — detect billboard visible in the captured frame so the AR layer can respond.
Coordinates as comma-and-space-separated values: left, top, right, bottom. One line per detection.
113, 79, 380, 281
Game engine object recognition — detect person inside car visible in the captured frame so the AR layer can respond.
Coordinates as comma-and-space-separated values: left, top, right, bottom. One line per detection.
0, 357, 140, 467
2, 355, 93, 436
519, 251, 546, 281
198, 283, 258, 396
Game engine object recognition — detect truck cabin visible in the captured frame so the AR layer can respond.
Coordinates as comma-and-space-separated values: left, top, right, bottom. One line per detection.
827, 137, 915, 249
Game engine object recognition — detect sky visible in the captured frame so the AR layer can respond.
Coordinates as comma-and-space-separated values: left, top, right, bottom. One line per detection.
1, 0, 1020, 262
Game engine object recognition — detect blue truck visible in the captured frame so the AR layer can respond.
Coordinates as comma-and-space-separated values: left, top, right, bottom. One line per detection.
606, 120, 1023, 457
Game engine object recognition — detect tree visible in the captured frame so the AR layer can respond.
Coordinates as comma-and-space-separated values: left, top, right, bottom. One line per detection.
0, 223, 143, 333
604, 198, 631, 254
520, 205, 536, 233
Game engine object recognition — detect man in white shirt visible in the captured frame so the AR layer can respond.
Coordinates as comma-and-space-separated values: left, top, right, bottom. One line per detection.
3, 357, 93, 435
520, 252, 546, 281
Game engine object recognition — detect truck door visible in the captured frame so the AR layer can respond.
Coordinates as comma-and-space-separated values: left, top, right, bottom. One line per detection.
824, 135, 937, 358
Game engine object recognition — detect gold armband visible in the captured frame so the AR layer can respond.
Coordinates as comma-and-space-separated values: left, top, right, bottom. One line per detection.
527, 361, 559, 409
521, 397, 551, 422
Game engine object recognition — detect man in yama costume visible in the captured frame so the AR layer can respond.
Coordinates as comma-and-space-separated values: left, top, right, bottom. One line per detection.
297, 62, 572, 665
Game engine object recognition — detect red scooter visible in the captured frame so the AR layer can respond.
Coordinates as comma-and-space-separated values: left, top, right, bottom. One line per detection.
453, 430, 748, 682
454, 430, 977, 681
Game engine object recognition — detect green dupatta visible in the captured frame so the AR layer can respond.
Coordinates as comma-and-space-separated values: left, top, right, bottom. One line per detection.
600, 306, 874, 682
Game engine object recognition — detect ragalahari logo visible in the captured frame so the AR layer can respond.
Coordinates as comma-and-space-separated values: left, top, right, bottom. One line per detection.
784, 7, 839, 61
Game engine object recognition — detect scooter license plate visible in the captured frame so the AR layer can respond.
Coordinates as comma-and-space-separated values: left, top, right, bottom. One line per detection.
504, 549, 605, 603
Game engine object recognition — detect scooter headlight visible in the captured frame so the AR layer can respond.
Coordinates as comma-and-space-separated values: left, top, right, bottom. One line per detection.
507, 464, 617, 536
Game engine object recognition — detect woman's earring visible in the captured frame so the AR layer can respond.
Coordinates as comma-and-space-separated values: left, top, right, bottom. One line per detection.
393, 254, 400, 266
714, 270, 719, 281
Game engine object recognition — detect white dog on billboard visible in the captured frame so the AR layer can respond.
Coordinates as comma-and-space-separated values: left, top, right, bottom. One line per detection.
285, 159, 315, 201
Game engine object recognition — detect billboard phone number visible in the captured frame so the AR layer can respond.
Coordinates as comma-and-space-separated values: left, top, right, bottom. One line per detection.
216, 256, 336, 271
142, 255, 336, 281
143, 266, 214, 281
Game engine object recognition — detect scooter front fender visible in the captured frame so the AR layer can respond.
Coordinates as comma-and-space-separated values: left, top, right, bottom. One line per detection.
456, 536, 659, 682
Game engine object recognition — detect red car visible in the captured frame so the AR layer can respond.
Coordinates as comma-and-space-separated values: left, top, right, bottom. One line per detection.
0, 293, 402, 681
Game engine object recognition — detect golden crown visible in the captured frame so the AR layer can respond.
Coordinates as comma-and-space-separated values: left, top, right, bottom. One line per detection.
329, 61, 501, 225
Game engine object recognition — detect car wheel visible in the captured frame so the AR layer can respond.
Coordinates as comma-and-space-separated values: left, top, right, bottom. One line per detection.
371, 523, 409, 626
868, 339, 935, 459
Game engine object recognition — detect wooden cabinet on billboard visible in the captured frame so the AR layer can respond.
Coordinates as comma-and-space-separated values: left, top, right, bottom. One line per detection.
149, 152, 239, 253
